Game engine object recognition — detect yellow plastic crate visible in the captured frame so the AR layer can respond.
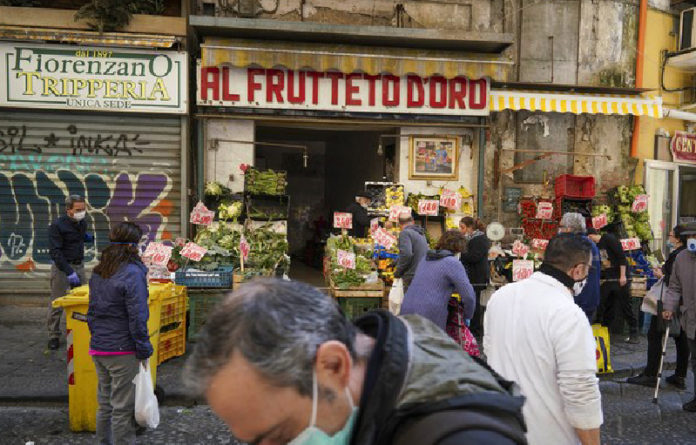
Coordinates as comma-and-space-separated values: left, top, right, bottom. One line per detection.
158, 326, 186, 364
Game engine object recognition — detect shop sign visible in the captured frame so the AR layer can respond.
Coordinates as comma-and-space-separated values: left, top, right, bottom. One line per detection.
337, 249, 356, 269
592, 214, 608, 230
180, 242, 207, 262
512, 240, 530, 259
439, 190, 461, 210
631, 194, 648, 213
333, 212, 353, 229
389, 205, 411, 222
512, 260, 534, 282
620, 238, 641, 251
531, 238, 549, 251
373, 227, 397, 250
0, 43, 187, 114
535, 202, 554, 220
197, 64, 489, 116
417, 200, 439, 216
671, 131, 696, 163
143, 242, 172, 267
190, 202, 214, 225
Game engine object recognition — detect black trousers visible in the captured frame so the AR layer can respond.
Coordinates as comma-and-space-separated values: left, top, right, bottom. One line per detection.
599, 280, 637, 334
469, 286, 484, 337
643, 315, 690, 378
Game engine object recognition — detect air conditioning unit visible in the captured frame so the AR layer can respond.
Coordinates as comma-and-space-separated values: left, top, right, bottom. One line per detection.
679, 7, 696, 52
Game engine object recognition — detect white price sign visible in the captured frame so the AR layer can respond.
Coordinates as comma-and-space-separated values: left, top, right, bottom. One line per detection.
417, 199, 439, 216
535, 202, 554, 220
333, 212, 353, 229
621, 238, 641, 251
592, 214, 608, 230
180, 242, 208, 262
389, 205, 411, 222
439, 190, 461, 210
143, 242, 172, 267
373, 228, 397, 250
337, 249, 356, 269
512, 260, 534, 282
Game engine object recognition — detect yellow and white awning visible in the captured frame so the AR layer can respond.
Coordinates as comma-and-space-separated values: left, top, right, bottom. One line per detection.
490, 90, 662, 118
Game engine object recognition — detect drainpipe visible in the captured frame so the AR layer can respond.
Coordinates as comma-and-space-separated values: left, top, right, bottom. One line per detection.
630, 0, 647, 159
477, 118, 486, 218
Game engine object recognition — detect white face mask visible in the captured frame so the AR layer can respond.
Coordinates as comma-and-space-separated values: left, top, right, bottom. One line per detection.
287, 372, 357, 445
688, 238, 696, 253
72, 211, 86, 221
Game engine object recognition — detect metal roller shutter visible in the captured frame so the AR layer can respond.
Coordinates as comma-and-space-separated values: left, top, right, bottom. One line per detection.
0, 110, 183, 295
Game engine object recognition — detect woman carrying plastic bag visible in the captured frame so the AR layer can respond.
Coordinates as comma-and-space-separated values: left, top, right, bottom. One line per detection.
87, 222, 155, 444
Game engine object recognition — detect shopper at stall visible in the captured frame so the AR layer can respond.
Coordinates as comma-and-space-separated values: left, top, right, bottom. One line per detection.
662, 223, 696, 412
484, 233, 603, 445
459, 217, 491, 336
400, 230, 476, 331
184, 279, 527, 445
626, 225, 690, 388
87, 222, 153, 444
47, 194, 92, 350
345, 192, 372, 238
559, 213, 601, 322
394, 210, 429, 293
588, 225, 638, 343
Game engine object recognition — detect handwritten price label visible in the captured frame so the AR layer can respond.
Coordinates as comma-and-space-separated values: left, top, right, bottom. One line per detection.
512, 260, 534, 282
180, 242, 208, 262
417, 200, 439, 216
535, 202, 554, 220
389, 205, 411, 222
373, 227, 397, 250
190, 202, 215, 225
239, 235, 250, 261
370, 218, 380, 233
439, 190, 461, 210
337, 249, 356, 269
512, 240, 530, 259
531, 238, 549, 251
333, 212, 353, 229
592, 214, 608, 230
621, 238, 641, 251
632, 194, 648, 213
143, 242, 173, 267
174, 237, 187, 248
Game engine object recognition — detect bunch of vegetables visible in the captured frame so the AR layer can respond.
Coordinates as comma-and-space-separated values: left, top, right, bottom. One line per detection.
218, 201, 244, 221
591, 204, 615, 224
204, 181, 230, 197
326, 234, 377, 288
608, 185, 652, 241
244, 168, 288, 195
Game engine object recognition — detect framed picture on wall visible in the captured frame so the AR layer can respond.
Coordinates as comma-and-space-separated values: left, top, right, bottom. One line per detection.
408, 136, 459, 180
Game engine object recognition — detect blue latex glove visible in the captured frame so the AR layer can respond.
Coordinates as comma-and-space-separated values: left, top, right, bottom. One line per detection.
67, 272, 81, 288
84, 232, 95, 243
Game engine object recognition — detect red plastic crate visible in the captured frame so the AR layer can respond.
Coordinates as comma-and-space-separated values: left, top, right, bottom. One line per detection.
555, 175, 595, 199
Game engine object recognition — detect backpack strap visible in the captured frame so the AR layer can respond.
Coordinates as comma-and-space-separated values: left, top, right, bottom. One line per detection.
393, 409, 528, 445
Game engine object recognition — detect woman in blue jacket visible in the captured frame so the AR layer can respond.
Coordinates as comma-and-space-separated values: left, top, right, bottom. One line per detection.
88, 222, 153, 444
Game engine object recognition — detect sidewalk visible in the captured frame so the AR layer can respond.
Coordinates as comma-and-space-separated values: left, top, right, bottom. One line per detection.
0, 304, 678, 403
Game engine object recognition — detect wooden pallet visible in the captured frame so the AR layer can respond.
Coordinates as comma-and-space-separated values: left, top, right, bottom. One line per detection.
330, 279, 384, 298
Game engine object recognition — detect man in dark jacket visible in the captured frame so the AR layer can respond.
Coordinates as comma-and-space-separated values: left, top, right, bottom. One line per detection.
47, 195, 93, 350
394, 211, 429, 292
184, 279, 527, 445
345, 192, 372, 238
460, 217, 491, 336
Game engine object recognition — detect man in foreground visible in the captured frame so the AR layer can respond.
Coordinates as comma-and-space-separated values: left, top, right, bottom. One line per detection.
394, 210, 428, 293
184, 279, 527, 444
484, 234, 603, 445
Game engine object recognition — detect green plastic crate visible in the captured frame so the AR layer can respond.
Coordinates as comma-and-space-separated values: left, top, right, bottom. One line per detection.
337, 297, 382, 320
188, 290, 227, 340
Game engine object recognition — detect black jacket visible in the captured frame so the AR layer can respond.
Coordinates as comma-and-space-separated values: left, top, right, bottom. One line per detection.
351, 311, 527, 445
48, 215, 86, 275
663, 246, 686, 287
346, 201, 371, 238
461, 232, 491, 288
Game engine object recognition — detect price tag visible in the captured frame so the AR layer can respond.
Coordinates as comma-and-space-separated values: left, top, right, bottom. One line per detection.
180, 242, 208, 262
632, 194, 648, 213
174, 237, 187, 248
512, 240, 530, 259
373, 227, 397, 250
389, 205, 411, 222
439, 190, 461, 210
333, 212, 353, 229
592, 214, 608, 230
190, 202, 215, 225
512, 260, 534, 282
239, 235, 250, 261
620, 238, 641, 251
535, 202, 554, 220
143, 242, 173, 267
531, 238, 549, 251
337, 249, 356, 269
370, 218, 380, 233
417, 200, 439, 216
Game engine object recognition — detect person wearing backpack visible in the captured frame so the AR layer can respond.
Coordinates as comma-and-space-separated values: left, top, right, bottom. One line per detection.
484, 234, 603, 445
184, 278, 528, 445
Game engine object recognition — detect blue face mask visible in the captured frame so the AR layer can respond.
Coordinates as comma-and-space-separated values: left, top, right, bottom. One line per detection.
287, 372, 357, 445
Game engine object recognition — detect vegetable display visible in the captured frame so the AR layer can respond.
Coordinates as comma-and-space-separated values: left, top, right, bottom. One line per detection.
218, 201, 244, 221
608, 185, 652, 241
244, 168, 288, 195
326, 234, 377, 289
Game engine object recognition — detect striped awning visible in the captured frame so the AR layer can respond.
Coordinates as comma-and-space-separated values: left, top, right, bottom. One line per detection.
490, 90, 662, 118
200, 37, 513, 80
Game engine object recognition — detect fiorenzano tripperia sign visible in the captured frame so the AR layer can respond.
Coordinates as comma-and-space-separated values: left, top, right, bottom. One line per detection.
0, 43, 188, 114
197, 62, 490, 115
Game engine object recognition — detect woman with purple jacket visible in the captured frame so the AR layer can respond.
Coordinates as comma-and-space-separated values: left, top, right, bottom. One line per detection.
400, 230, 476, 331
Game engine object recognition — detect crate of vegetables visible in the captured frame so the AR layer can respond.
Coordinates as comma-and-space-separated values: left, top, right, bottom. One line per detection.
522, 218, 559, 240
244, 168, 287, 196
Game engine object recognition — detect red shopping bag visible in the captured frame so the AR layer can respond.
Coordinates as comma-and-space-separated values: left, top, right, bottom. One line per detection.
445, 298, 480, 357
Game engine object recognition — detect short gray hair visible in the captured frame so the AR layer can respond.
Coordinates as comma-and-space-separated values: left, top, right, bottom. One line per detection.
560, 212, 586, 234
183, 279, 360, 398
65, 195, 85, 210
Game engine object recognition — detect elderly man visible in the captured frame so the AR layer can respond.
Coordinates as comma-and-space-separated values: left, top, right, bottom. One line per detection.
47, 195, 92, 350
185, 279, 527, 444
559, 213, 601, 324
484, 234, 603, 445
663, 223, 696, 412
345, 192, 372, 238
394, 210, 428, 292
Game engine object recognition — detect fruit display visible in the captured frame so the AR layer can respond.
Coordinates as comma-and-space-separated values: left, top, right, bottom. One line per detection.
385, 185, 405, 208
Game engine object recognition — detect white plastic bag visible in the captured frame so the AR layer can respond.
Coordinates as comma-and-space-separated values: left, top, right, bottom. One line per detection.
388, 279, 404, 315
133, 361, 159, 429
641, 277, 663, 316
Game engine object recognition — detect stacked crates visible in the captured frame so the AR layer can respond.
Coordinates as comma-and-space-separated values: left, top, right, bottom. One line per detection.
152, 283, 188, 364
554, 175, 595, 224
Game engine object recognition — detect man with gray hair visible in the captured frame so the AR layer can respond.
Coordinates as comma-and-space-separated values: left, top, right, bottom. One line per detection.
184, 279, 528, 444
394, 210, 429, 292
46, 195, 92, 350
559, 212, 601, 323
